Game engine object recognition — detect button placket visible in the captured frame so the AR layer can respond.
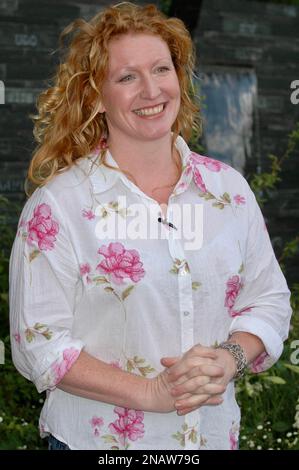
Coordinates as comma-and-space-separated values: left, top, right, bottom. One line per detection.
167, 229, 200, 448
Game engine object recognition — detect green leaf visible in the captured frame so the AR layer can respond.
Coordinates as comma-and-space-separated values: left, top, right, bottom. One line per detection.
169, 268, 178, 274
221, 192, 231, 203
262, 376, 286, 384
272, 421, 290, 433
42, 330, 53, 340
25, 329, 34, 343
138, 366, 156, 377
29, 249, 40, 262
121, 285, 134, 301
108, 201, 119, 209
133, 356, 145, 364
192, 281, 202, 290
34, 323, 47, 331
202, 191, 215, 200
126, 359, 134, 373
282, 363, 299, 374
0, 292, 8, 302
189, 429, 198, 444
104, 286, 114, 293
102, 435, 118, 444
212, 202, 225, 210
93, 276, 108, 284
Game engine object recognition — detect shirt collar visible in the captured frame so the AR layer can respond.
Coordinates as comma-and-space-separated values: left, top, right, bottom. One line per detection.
86, 135, 196, 197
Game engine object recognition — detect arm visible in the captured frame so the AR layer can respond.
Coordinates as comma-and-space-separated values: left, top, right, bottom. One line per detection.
9, 186, 174, 413
162, 179, 291, 413
58, 349, 175, 413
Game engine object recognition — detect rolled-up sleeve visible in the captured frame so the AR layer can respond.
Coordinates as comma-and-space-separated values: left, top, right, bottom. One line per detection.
229, 181, 292, 372
9, 186, 84, 392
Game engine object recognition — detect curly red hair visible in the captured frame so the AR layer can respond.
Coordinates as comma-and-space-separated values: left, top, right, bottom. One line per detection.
26, 2, 201, 196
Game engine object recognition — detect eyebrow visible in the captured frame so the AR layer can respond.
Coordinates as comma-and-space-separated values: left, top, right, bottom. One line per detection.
111, 57, 172, 77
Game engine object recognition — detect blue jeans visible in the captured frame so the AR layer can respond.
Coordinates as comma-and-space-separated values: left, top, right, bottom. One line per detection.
48, 434, 70, 450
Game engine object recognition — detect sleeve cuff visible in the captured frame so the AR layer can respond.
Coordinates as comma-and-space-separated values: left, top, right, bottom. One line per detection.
32, 339, 84, 392
229, 315, 283, 371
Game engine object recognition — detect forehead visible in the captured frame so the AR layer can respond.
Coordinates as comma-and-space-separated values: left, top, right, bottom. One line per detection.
107, 33, 171, 69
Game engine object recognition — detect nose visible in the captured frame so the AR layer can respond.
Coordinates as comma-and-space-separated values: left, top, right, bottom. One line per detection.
140, 73, 161, 100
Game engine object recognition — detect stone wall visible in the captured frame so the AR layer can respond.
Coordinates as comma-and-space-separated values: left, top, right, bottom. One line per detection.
193, 0, 299, 284
0, 0, 157, 203
0, 0, 298, 281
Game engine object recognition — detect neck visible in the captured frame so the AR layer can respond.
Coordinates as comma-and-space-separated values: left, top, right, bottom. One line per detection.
107, 132, 176, 181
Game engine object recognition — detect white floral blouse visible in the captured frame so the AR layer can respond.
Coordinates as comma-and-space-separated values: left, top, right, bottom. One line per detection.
9, 135, 291, 450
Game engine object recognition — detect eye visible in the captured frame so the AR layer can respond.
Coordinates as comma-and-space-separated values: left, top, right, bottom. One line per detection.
119, 74, 135, 83
156, 66, 171, 73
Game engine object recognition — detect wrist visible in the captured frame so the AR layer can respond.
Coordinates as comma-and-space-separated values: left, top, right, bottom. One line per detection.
216, 341, 247, 380
144, 373, 175, 413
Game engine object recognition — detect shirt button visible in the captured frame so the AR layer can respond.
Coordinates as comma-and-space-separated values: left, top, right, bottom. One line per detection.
183, 311, 190, 316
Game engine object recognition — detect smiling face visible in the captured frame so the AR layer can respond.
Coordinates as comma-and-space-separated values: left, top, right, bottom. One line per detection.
99, 33, 181, 144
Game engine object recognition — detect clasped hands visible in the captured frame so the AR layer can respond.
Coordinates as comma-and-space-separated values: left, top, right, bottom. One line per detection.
154, 344, 237, 415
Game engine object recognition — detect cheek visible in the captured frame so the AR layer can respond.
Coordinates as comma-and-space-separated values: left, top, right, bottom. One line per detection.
169, 77, 181, 101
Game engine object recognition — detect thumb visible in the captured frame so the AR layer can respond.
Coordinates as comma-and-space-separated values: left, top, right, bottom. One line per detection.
160, 356, 179, 367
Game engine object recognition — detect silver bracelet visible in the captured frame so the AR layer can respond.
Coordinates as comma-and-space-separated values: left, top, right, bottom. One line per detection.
216, 341, 247, 379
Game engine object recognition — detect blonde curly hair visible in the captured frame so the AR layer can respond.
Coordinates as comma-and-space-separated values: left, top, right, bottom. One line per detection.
25, 2, 201, 196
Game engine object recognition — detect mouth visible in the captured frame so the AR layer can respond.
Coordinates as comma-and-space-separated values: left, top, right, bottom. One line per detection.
133, 102, 167, 117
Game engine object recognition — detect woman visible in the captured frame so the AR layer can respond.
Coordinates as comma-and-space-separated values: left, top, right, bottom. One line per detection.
9, 2, 292, 450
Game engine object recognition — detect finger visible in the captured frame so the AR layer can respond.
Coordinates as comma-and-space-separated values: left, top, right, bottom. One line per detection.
175, 393, 211, 410
173, 379, 225, 398
177, 406, 198, 416
160, 357, 180, 367
203, 395, 224, 406
168, 362, 225, 383
171, 375, 210, 396
188, 345, 218, 360
177, 395, 223, 415
174, 384, 225, 409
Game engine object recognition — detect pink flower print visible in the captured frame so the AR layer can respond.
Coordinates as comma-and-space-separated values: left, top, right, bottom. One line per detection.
18, 217, 26, 229
13, 333, 21, 344
39, 423, 45, 435
80, 263, 92, 284
110, 360, 122, 369
176, 181, 187, 191
51, 347, 80, 385
90, 416, 104, 437
27, 203, 59, 251
108, 407, 145, 446
185, 162, 193, 176
82, 209, 95, 220
193, 166, 207, 193
80, 263, 91, 276
96, 242, 145, 285
225, 275, 251, 317
190, 152, 229, 172
250, 351, 268, 373
229, 427, 238, 450
233, 194, 246, 205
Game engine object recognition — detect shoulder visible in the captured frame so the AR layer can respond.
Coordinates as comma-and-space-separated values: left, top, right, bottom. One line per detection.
21, 156, 93, 224
189, 151, 253, 198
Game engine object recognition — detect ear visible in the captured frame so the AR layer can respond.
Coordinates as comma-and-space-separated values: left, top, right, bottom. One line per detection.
98, 102, 106, 113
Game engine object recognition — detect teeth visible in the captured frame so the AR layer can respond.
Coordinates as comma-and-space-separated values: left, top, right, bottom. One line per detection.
134, 104, 164, 116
